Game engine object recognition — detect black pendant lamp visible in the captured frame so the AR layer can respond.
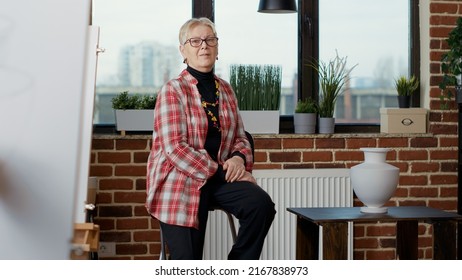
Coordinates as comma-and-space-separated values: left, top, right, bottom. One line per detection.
258, 0, 297, 13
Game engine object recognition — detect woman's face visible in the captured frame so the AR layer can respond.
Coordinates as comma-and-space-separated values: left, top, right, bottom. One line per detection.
180, 24, 218, 73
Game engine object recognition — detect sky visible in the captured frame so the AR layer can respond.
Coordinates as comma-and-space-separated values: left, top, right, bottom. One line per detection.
92, 0, 408, 88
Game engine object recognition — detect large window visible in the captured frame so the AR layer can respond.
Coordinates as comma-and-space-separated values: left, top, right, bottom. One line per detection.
299, 0, 416, 126
92, 0, 418, 130
318, 0, 411, 124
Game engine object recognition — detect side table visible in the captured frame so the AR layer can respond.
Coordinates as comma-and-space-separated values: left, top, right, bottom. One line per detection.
287, 206, 462, 260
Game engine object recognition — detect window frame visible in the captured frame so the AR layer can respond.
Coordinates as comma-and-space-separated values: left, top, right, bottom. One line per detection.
93, 0, 420, 134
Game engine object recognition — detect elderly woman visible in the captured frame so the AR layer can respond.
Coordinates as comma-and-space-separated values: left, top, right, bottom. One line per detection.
146, 17, 275, 260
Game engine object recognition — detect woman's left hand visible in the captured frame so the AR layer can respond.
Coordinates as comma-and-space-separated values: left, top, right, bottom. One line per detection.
223, 156, 246, 182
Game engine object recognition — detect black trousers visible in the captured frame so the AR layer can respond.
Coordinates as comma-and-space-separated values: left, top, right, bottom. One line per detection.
159, 180, 276, 260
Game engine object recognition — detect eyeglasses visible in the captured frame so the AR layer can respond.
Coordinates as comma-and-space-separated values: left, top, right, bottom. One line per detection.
184, 37, 219, 47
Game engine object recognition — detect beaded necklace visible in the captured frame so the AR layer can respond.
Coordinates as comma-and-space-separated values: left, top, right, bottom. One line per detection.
201, 79, 221, 131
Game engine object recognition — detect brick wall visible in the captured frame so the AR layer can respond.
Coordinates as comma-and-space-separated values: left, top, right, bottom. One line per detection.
90, 0, 461, 260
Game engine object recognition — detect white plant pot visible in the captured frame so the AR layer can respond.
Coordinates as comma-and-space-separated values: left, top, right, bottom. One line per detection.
114, 109, 154, 132
294, 113, 316, 134
239, 110, 280, 134
318, 117, 335, 134
350, 148, 399, 213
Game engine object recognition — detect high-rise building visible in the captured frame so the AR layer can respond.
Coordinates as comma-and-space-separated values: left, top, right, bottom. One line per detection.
118, 41, 183, 87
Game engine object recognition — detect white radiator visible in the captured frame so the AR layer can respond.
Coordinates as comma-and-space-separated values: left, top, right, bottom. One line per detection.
203, 168, 353, 260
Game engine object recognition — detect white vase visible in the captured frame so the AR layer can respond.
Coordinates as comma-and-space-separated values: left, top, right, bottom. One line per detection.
350, 148, 399, 213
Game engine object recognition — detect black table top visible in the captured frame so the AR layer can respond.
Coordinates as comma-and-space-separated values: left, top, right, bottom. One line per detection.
287, 206, 462, 223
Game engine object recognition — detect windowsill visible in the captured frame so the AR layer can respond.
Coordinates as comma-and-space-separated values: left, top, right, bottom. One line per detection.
91, 125, 432, 139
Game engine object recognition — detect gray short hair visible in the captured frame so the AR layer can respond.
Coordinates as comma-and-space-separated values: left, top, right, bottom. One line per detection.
179, 17, 217, 45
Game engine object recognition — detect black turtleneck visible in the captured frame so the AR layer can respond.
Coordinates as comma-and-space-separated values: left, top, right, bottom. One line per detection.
187, 66, 222, 162
187, 66, 246, 183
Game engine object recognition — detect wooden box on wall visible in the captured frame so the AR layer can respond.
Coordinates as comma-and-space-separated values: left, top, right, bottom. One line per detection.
380, 108, 428, 133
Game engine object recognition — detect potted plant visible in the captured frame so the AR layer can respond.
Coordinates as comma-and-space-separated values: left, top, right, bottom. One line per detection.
112, 91, 157, 134
439, 17, 462, 109
394, 75, 419, 108
229, 64, 282, 134
307, 51, 357, 133
294, 98, 318, 134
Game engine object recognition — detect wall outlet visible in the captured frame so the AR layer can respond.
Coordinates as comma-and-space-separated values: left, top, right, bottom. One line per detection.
98, 242, 115, 257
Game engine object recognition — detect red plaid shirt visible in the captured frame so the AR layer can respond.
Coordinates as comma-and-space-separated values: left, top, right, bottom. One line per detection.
146, 69, 253, 228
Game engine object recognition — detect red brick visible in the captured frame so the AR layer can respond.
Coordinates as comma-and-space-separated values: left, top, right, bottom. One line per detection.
429, 123, 458, 135
345, 138, 376, 149
302, 151, 332, 162
428, 200, 457, 211
399, 175, 428, 186
430, 174, 458, 185
99, 231, 131, 242
148, 243, 162, 255
366, 250, 396, 260
315, 138, 345, 149
134, 230, 160, 242
355, 238, 379, 249
117, 218, 149, 230
366, 225, 396, 236
135, 205, 150, 217
99, 178, 134, 190
98, 152, 131, 163
411, 162, 439, 173
98, 206, 133, 217
441, 161, 457, 172
410, 137, 438, 148
378, 138, 408, 148
254, 151, 268, 162
335, 151, 363, 161
114, 191, 146, 203
96, 192, 112, 204
430, 150, 457, 160
90, 165, 113, 177
254, 138, 281, 149
117, 244, 148, 255
353, 225, 365, 237
116, 139, 149, 150
283, 138, 314, 149
439, 137, 458, 147
380, 238, 396, 248
135, 178, 147, 190
440, 186, 457, 197
134, 151, 149, 163
409, 186, 438, 197
430, 3, 458, 14
94, 218, 115, 231
269, 151, 301, 162
354, 251, 365, 260
92, 139, 114, 150
394, 187, 409, 198
115, 165, 147, 176
419, 236, 433, 248
398, 150, 428, 161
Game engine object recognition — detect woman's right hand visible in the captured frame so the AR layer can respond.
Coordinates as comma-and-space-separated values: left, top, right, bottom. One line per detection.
239, 171, 257, 185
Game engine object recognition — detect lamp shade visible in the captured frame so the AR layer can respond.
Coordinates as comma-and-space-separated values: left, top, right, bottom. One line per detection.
258, 0, 297, 13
